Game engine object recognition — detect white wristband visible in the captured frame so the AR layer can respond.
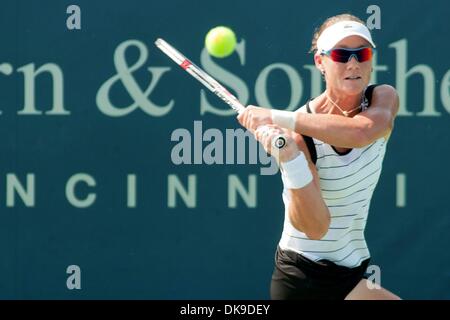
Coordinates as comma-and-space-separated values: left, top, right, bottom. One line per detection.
271, 109, 296, 131
280, 152, 313, 189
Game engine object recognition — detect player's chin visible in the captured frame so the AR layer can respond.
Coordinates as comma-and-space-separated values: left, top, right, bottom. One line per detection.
341, 80, 367, 95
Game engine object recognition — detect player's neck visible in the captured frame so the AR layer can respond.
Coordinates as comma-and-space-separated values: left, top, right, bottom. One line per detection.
316, 90, 363, 116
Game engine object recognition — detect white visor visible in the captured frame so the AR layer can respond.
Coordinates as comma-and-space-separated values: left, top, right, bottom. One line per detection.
316, 21, 376, 52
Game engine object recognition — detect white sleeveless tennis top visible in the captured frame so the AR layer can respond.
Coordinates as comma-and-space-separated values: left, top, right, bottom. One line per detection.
278, 102, 388, 268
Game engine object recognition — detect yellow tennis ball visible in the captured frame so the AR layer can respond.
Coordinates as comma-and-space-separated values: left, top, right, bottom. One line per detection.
205, 26, 237, 58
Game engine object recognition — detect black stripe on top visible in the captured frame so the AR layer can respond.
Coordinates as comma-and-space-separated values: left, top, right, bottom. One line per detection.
317, 141, 378, 169
300, 238, 366, 253
322, 217, 367, 230
321, 167, 381, 192
287, 228, 365, 242
322, 182, 376, 200
328, 198, 368, 208
319, 153, 380, 181
331, 214, 359, 218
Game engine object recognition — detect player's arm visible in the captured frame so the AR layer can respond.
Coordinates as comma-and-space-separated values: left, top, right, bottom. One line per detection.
294, 85, 399, 147
287, 134, 331, 240
238, 85, 399, 148
255, 126, 330, 240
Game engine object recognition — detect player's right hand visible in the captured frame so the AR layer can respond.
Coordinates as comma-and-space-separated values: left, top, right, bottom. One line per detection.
237, 105, 272, 132
254, 125, 299, 163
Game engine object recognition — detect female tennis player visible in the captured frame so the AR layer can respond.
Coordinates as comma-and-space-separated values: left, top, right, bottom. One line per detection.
238, 14, 400, 300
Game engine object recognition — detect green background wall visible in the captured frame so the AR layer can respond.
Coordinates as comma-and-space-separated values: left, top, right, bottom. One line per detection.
0, 0, 448, 299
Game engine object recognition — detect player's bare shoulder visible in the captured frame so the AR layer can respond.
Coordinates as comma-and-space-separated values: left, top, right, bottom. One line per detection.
372, 84, 400, 116
368, 84, 400, 141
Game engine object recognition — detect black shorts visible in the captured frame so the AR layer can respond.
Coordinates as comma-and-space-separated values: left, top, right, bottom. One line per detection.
271, 246, 370, 300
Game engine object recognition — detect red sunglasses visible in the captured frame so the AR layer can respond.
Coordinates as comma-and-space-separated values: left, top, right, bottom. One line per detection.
320, 47, 374, 63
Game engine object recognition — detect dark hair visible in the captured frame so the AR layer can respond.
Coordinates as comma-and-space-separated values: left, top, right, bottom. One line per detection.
310, 14, 366, 53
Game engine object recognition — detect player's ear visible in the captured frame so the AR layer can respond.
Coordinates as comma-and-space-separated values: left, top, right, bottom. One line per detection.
314, 53, 324, 74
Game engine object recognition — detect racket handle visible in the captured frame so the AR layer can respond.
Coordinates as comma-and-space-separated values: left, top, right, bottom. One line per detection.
273, 135, 287, 149
257, 126, 286, 149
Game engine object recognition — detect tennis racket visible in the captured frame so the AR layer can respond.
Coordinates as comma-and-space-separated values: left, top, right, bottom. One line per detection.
154, 38, 286, 149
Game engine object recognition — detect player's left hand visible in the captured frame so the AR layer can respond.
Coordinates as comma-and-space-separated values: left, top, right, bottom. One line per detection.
254, 124, 299, 163
237, 105, 272, 132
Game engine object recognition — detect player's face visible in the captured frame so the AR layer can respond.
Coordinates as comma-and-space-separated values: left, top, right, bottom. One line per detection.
317, 36, 373, 96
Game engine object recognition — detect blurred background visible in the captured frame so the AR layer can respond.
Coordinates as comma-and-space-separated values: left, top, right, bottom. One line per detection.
0, 0, 448, 299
